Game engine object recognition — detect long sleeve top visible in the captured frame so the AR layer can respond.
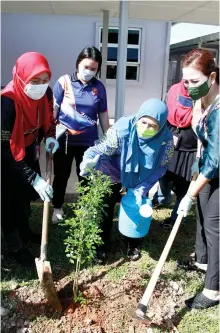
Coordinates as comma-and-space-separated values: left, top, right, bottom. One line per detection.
196, 100, 220, 179
1, 87, 55, 184
83, 126, 174, 196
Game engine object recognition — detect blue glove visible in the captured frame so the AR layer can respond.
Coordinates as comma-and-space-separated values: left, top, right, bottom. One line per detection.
80, 155, 100, 176
32, 175, 53, 202
45, 137, 59, 154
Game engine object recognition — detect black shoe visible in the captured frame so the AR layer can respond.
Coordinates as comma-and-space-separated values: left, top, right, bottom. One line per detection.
176, 260, 206, 273
185, 293, 219, 309
94, 251, 106, 265
9, 248, 35, 268
161, 218, 175, 229
127, 248, 141, 261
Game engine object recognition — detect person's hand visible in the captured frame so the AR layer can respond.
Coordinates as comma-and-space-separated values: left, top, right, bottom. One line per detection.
32, 175, 53, 202
79, 155, 100, 176
177, 194, 194, 217
45, 137, 59, 154
191, 157, 199, 177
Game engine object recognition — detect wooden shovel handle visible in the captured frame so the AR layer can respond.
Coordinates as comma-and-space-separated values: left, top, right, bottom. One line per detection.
40, 153, 53, 261
139, 172, 198, 308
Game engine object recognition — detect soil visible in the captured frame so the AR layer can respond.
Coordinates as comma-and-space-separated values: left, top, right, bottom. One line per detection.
1, 258, 185, 333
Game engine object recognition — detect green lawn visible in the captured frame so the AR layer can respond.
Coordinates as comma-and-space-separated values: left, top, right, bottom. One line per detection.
1, 204, 219, 333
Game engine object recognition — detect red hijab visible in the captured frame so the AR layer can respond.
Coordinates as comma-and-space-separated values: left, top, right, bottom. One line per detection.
1, 52, 52, 161
167, 80, 193, 128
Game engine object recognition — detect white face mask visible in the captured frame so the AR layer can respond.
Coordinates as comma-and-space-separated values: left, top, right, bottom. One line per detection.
24, 83, 49, 100
78, 65, 96, 82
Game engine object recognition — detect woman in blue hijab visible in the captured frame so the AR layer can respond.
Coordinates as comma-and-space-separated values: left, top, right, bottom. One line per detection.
80, 99, 174, 262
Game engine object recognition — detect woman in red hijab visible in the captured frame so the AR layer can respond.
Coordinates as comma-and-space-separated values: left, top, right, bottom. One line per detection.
153, 80, 197, 227
1, 52, 59, 267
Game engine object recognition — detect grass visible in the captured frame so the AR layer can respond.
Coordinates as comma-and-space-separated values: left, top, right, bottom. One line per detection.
1, 203, 219, 333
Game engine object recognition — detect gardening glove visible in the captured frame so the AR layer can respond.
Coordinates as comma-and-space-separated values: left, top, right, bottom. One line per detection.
32, 174, 53, 202
177, 194, 194, 217
133, 189, 143, 208
79, 155, 100, 176
191, 157, 199, 178
45, 137, 59, 155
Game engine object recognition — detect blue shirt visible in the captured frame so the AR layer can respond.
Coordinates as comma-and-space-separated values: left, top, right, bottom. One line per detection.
196, 102, 219, 179
53, 74, 108, 146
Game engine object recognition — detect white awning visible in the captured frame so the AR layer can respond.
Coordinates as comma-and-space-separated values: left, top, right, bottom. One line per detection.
2, 0, 219, 25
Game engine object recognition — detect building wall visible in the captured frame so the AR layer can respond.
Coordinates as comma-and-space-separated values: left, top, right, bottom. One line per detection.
2, 13, 169, 118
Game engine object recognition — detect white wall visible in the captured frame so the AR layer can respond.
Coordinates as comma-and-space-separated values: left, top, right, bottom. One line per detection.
1, 13, 168, 118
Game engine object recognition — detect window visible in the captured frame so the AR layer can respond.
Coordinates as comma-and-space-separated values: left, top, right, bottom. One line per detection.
99, 27, 141, 81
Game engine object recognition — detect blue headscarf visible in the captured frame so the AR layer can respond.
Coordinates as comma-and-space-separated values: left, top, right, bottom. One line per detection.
113, 98, 172, 188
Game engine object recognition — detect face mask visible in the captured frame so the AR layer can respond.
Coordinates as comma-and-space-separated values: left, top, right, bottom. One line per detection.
24, 83, 49, 100
78, 66, 96, 82
136, 123, 158, 139
187, 79, 210, 101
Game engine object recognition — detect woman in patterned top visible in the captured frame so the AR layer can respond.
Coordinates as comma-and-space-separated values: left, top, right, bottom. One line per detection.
1, 52, 59, 267
80, 99, 174, 262
177, 49, 219, 309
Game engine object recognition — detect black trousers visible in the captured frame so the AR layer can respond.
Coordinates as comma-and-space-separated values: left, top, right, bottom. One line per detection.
195, 179, 219, 291
52, 145, 88, 208
100, 183, 140, 252
2, 145, 41, 252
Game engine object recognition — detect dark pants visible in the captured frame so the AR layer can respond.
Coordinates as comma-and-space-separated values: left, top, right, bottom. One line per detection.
52, 145, 88, 208
153, 172, 189, 221
195, 179, 219, 291
100, 183, 140, 252
1, 145, 41, 252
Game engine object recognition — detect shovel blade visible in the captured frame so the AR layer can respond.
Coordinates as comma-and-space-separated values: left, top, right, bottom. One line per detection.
35, 258, 62, 312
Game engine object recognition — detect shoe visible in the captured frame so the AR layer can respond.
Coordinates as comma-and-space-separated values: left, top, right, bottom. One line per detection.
161, 217, 175, 228
127, 248, 141, 261
52, 208, 64, 224
94, 251, 106, 265
185, 293, 219, 309
9, 248, 35, 268
177, 260, 206, 273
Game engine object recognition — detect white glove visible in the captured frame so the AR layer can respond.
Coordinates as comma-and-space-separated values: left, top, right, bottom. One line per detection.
133, 190, 143, 207
45, 137, 59, 154
79, 155, 100, 176
177, 194, 193, 217
32, 175, 53, 202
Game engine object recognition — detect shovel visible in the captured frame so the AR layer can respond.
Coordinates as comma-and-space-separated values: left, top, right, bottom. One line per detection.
35, 153, 62, 312
132, 173, 198, 322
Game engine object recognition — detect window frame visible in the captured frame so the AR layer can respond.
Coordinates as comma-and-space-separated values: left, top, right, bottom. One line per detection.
98, 26, 142, 82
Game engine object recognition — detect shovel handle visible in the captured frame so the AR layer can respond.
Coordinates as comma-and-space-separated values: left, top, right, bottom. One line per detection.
40, 153, 53, 262
137, 172, 198, 312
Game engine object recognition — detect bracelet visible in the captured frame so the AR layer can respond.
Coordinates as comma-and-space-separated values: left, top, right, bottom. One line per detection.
187, 191, 197, 202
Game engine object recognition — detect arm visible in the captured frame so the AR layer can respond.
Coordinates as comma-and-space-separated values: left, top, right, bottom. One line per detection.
98, 111, 110, 133
53, 79, 64, 120
83, 127, 121, 160
44, 86, 56, 139
1, 97, 37, 184
189, 108, 219, 197
98, 83, 110, 133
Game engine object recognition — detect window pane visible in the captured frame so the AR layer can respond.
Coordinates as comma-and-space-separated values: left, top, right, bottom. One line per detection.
126, 66, 138, 80
101, 46, 118, 61
107, 65, 117, 79
127, 30, 139, 45
106, 65, 138, 81
101, 28, 118, 44
127, 48, 139, 62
